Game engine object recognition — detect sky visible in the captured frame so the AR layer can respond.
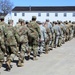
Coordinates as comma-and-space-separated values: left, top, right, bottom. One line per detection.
10, 0, 75, 7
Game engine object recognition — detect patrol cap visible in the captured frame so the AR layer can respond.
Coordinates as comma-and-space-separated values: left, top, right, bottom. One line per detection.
8, 19, 13, 22
36, 21, 42, 24
69, 20, 71, 23
18, 18, 23, 22
55, 21, 57, 24
72, 21, 75, 24
8, 19, 13, 24
32, 16, 36, 20
46, 19, 49, 22
25, 21, 29, 24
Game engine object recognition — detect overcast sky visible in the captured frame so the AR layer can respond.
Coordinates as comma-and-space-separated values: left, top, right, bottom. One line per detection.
11, 0, 75, 7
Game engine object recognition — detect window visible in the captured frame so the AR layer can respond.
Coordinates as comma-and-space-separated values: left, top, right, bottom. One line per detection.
55, 13, 58, 17
38, 13, 41, 16
73, 13, 75, 17
64, 13, 67, 17
22, 13, 25, 16
14, 13, 17, 16
46, 13, 49, 17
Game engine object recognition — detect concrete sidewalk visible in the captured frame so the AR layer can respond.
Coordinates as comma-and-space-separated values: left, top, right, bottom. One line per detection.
1, 38, 75, 75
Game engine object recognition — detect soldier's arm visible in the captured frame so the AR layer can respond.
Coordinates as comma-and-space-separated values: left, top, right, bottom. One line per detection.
36, 24, 41, 39
27, 27, 35, 38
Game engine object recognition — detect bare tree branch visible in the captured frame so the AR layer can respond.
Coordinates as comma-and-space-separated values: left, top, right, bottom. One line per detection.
0, 0, 13, 13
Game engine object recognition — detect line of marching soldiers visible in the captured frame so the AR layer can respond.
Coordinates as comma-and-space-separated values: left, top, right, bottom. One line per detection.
0, 16, 75, 71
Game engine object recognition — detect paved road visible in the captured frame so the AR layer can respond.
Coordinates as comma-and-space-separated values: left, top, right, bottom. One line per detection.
0, 38, 75, 75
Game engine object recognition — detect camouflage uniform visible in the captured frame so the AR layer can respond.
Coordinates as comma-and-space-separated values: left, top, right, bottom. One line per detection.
44, 22, 51, 53
47, 21, 53, 50
57, 22, 63, 46
37, 21, 47, 55
0, 26, 4, 68
5, 24, 19, 70
28, 16, 41, 60
60, 22, 66, 44
68, 22, 74, 40
65, 22, 70, 41
52, 22, 57, 48
53, 22, 62, 48
0, 16, 7, 68
72, 22, 75, 37
17, 24, 33, 66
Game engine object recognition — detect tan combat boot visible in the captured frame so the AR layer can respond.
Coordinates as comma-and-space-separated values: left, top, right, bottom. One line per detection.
45, 45, 48, 54
21, 58, 24, 63
33, 56, 38, 61
17, 60, 23, 67
45, 50, 48, 54
48, 47, 53, 51
6, 59, 11, 71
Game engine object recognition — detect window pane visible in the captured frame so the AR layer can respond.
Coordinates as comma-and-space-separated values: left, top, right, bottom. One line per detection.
73, 13, 75, 17
64, 13, 67, 17
14, 13, 17, 16
22, 13, 25, 16
47, 13, 49, 16
38, 13, 41, 16
55, 13, 58, 17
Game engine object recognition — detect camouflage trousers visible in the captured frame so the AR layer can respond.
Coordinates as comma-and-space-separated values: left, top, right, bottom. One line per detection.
45, 38, 50, 52
0, 44, 5, 68
0, 52, 4, 68
19, 42, 29, 61
49, 34, 55, 48
29, 44, 38, 57
61, 35, 65, 44
38, 40, 45, 53
65, 31, 70, 41
6, 45, 18, 61
54, 35, 62, 47
70, 30, 74, 39
0, 49, 4, 62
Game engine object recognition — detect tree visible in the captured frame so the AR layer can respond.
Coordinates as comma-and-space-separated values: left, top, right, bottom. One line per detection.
0, 0, 13, 14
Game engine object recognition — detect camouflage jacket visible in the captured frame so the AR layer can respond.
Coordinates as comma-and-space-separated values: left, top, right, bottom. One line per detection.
28, 21, 41, 39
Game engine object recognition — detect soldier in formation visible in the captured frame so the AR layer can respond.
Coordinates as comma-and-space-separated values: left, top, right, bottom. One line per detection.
0, 16, 75, 71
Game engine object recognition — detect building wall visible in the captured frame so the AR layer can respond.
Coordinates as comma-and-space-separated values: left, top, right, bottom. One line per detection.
5, 11, 75, 25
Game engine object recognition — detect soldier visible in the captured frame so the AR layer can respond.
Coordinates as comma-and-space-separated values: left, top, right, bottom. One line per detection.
14, 18, 23, 57
37, 21, 47, 56
65, 22, 70, 41
53, 22, 62, 48
68, 21, 74, 40
60, 22, 66, 44
45, 19, 53, 50
0, 28, 4, 68
43, 22, 51, 54
28, 16, 41, 60
0, 16, 7, 68
16, 18, 23, 26
57, 22, 63, 46
5, 21, 19, 71
52, 21, 57, 48
72, 21, 75, 37
17, 20, 33, 66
